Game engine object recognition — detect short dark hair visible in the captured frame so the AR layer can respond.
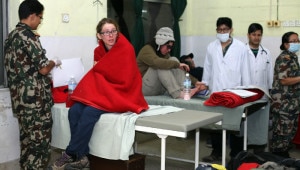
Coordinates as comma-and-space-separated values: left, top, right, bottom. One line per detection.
18, 0, 44, 20
216, 17, 232, 28
280, 31, 298, 50
248, 23, 263, 34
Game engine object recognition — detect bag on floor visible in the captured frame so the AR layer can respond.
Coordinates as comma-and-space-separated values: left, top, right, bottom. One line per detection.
226, 151, 266, 170
280, 158, 300, 169
196, 163, 226, 170
255, 151, 285, 163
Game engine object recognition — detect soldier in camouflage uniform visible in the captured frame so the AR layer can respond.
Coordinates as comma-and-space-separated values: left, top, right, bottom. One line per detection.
270, 31, 300, 158
4, 0, 61, 169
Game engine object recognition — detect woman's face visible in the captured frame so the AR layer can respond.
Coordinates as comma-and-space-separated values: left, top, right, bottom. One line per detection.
284, 33, 299, 50
97, 23, 118, 50
159, 41, 174, 55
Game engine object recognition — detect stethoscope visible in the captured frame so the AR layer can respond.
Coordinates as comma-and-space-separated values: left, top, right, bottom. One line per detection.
258, 45, 269, 63
246, 43, 268, 55
247, 43, 269, 63
260, 45, 268, 55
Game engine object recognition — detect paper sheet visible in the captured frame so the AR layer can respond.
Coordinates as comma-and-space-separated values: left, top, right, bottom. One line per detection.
229, 85, 271, 99
51, 58, 84, 87
224, 89, 257, 98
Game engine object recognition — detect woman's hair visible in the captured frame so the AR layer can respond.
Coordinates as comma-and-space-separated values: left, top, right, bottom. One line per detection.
280, 31, 298, 50
96, 18, 120, 35
18, 0, 44, 20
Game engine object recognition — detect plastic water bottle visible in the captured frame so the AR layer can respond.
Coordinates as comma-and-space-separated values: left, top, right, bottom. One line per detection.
68, 76, 77, 96
183, 73, 191, 100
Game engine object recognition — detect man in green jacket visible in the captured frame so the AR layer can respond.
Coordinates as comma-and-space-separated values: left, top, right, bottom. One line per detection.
136, 27, 202, 99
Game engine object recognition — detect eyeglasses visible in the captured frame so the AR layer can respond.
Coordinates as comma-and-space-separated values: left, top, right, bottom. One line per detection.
37, 15, 43, 20
100, 30, 118, 36
166, 44, 173, 50
216, 27, 230, 33
289, 40, 300, 43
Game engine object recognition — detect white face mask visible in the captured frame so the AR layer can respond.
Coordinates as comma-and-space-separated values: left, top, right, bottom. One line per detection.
217, 33, 230, 43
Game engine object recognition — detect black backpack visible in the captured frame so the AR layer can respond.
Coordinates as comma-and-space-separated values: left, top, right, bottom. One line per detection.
226, 151, 285, 170
280, 158, 300, 170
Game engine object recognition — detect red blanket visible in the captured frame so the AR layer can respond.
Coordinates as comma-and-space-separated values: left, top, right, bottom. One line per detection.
70, 34, 148, 114
293, 115, 300, 145
204, 89, 264, 108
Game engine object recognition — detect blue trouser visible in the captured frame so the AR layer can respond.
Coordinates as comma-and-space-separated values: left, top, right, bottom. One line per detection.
66, 102, 106, 159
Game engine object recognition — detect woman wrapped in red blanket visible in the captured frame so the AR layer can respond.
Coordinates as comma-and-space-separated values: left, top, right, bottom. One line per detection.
204, 89, 264, 108
49, 18, 149, 169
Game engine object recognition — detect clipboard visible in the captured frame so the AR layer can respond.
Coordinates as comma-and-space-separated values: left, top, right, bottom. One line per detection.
51, 57, 84, 87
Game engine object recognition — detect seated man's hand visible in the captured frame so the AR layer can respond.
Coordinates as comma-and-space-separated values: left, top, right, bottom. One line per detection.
179, 63, 190, 72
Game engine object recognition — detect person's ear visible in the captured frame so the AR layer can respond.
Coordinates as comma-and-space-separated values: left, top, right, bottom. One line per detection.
96, 33, 101, 40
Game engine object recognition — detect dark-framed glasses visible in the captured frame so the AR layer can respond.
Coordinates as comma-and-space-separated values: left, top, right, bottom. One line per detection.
216, 27, 230, 33
36, 14, 43, 20
166, 44, 173, 50
100, 30, 118, 36
289, 40, 300, 43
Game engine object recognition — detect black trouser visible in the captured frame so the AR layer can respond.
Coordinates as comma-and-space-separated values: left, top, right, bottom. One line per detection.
210, 132, 244, 158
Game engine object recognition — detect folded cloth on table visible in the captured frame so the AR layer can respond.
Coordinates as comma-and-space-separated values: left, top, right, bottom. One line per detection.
204, 89, 264, 108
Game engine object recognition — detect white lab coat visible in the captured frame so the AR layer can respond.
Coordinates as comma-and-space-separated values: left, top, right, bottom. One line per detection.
245, 44, 273, 145
246, 44, 273, 94
202, 38, 251, 93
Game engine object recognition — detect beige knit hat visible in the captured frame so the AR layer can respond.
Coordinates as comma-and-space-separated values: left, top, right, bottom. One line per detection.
155, 27, 175, 45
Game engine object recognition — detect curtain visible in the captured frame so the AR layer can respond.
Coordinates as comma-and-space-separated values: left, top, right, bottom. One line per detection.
131, 0, 144, 55
148, 2, 161, 41
111, 0, 131, 41
170, 0, 187, 59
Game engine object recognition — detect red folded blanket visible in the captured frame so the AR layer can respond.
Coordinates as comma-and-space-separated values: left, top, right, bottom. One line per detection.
204, 89, 264, 108
293, 115, 300, 145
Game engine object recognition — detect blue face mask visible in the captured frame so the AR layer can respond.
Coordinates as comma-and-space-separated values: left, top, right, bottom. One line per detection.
288, 43, 300, 53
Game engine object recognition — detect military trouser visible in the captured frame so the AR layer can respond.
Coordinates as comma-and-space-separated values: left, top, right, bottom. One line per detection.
18, 108, 52, 170
270, 100, 299, 152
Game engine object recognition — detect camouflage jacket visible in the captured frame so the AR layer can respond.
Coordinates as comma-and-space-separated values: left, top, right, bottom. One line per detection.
271, 50, 300, 99
4, 23, 53, 115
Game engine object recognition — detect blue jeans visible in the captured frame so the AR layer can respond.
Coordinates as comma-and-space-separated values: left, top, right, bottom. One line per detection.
66, 102, 106, 159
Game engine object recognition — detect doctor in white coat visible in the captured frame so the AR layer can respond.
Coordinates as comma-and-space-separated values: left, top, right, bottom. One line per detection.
245, 23, 273, 152
202, 17, 251, 162
202, 20, 251, 93
246, 24, 273, 96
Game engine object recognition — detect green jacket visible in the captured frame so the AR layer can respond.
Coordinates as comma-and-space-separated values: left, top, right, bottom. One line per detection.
136, 44, 198, 85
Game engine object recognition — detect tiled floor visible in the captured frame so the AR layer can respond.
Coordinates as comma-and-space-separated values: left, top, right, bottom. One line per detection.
1, 130, 300, 170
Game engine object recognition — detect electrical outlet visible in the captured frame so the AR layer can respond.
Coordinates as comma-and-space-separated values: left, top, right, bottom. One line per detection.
62, 13, 70, 23
267, 20, 273, 27
274, 20, 281, 27
295, 20, 300, 27
289, 20, 296, 27
282, 21, 289, 27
